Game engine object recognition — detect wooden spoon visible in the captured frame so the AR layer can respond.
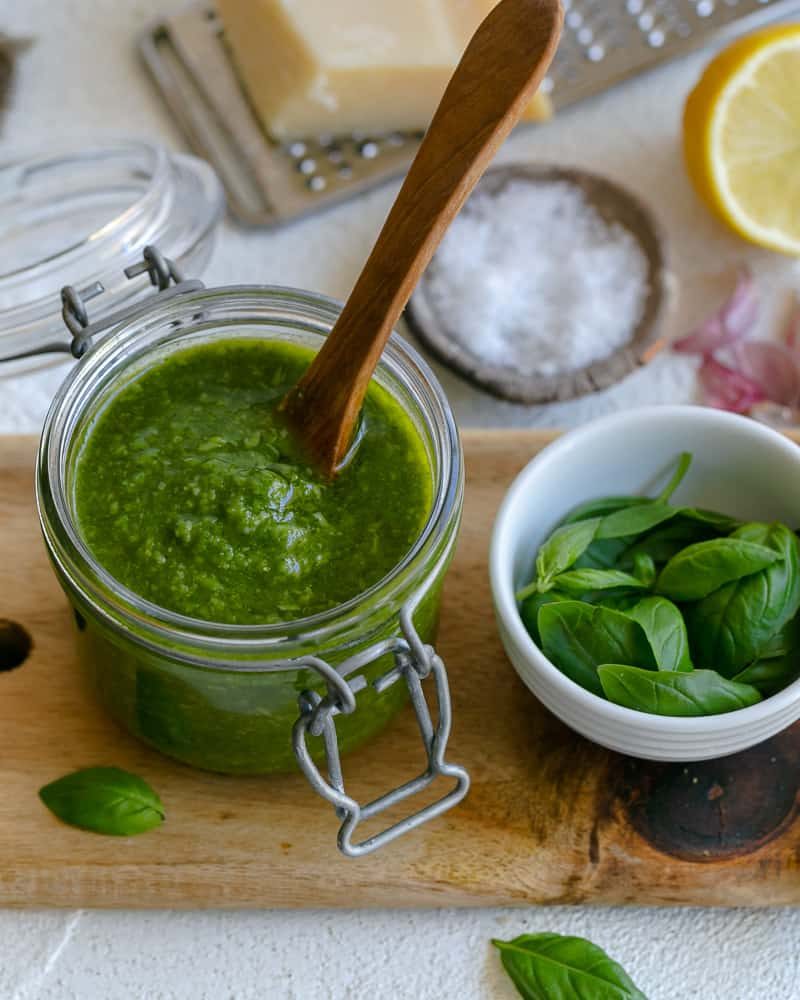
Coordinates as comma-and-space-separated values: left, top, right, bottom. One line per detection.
282, 0, 564, 475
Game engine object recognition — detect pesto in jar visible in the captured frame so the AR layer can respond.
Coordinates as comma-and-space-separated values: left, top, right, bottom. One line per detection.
74, 339, 432, 624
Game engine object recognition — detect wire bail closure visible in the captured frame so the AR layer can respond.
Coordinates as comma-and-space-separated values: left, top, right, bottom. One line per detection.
60, 245, 206, 359
292, 604, 470, 858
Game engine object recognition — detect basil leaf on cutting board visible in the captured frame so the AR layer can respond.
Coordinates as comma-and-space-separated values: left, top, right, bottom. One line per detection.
655, 538, 781, 602
597, 665, 762, 716
684, 523, 800, 676
553, 568, 648, 594
623, 596, 693, 673
534, 518, 601, 585
39, 766, 165, 836
538, 602, 656, 698
492, 933, 647, 1000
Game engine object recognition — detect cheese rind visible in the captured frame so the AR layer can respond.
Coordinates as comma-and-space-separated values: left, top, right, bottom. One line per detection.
219, 0, 551, 140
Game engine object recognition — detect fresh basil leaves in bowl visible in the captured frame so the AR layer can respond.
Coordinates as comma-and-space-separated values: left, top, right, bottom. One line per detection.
490, 406, 800, 761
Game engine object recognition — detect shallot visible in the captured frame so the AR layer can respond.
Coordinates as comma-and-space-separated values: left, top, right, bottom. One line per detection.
675, 269, 800, 418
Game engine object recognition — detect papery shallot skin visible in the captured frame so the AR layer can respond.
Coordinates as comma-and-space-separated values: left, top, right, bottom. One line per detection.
674, 267, 759, 356
698, 356, 767, 413
785, 294, 800, 353
729, 341, 800, 408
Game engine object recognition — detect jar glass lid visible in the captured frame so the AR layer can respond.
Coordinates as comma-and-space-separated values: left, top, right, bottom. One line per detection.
0, 137, 225, 372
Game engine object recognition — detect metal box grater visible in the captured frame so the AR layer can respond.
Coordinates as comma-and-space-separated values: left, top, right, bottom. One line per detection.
139, 1, 800, 227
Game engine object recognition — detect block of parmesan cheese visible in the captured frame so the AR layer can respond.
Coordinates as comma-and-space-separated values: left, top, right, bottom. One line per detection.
218, 0, 552, 140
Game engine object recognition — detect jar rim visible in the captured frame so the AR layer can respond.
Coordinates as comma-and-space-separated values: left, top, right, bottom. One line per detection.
37, 284, 463, 659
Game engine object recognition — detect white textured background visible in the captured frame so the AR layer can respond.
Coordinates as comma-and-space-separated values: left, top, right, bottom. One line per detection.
3, 1, 800, 998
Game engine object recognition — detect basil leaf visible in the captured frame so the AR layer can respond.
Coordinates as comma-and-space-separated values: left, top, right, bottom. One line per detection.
519, 590, 570, 645
684, 523, 800, 676
632, 552, 656, 587
594, 594, 642, 613
574, 537, 631, 571
39, 767, 165, 836
733, 654, 800, 697
757, 615, 800, 659
598, 665, 762, 716
533, 518, 601, 586
732, 615, 800, 695
656, 538, 781, 602
554, 569, 648, 594
679, 507, 741, 534
538, 602, 656, 698
561, 496, 648, 526
596, 502, 677, 540
624, 596, 693, 672
492, 933, 646, 1000
657, 450, 692, 502
620, 517, 721, 569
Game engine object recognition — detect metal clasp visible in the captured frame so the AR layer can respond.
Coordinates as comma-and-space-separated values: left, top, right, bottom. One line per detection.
61, 245, 205, 359
0, 245, 205, 365
292, 605, 470, 858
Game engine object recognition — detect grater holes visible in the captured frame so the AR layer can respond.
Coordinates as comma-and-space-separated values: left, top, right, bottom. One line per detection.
358, 141, 380, 160
297, 157, 317, 176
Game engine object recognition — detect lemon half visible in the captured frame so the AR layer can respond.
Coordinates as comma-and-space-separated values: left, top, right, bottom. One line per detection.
683, 25, 800, 255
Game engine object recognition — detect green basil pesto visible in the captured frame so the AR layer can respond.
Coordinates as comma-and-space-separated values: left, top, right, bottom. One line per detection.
74, 339, 432, 624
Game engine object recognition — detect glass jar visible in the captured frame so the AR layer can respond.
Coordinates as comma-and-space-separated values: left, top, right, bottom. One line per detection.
36, 258, 468, 856
0, 139, 223, 373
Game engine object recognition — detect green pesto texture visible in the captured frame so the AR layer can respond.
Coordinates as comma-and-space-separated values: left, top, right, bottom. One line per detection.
74, 340, 432, 625
73, 580, 443, 774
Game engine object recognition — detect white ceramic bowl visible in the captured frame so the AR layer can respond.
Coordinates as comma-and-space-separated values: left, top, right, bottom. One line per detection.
490, 406, 800, 761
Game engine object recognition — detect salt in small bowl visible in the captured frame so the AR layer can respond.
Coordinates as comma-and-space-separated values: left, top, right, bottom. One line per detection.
406, 164, 669, 405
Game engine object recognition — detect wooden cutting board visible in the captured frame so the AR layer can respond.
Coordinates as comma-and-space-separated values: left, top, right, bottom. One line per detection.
2, 430, 800, 909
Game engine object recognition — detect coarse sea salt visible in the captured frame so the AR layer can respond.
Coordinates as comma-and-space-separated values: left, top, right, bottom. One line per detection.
424, 179, 650, 378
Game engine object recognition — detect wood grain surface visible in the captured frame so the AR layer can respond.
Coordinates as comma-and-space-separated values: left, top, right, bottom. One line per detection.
2, 430, 800, 909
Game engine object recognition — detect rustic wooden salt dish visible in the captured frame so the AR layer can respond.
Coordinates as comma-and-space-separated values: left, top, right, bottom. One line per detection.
406, 164, 670, 404
281, 0, 564, 475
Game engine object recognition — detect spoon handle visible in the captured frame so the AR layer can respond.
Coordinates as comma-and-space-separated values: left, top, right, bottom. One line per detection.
284, 0, 563, 473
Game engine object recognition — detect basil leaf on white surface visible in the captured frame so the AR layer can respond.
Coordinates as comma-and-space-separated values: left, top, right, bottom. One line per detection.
492, 933, 647, 1000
